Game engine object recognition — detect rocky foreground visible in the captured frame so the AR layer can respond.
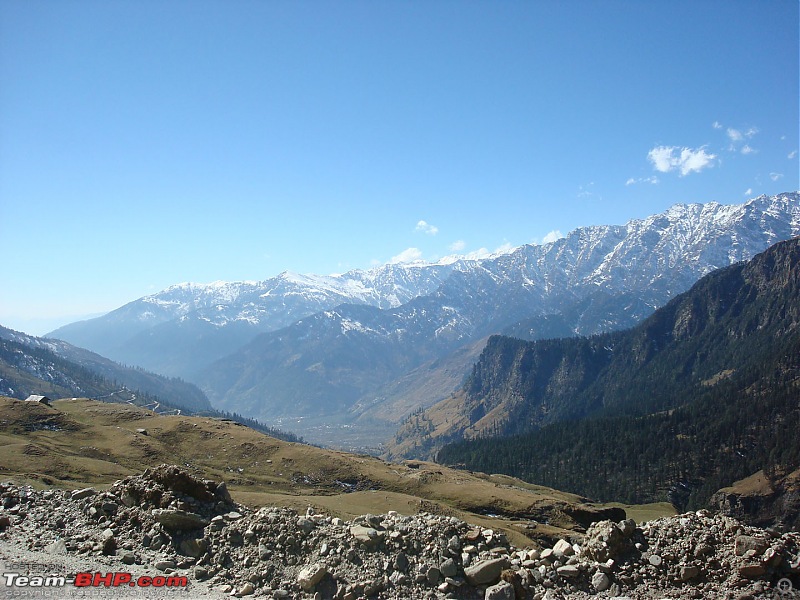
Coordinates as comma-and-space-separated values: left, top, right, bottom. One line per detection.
0, 466, 798, 599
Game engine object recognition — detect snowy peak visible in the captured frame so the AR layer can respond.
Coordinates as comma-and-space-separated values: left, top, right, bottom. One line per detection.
47, 192, 799, 386
113, 191, 800, 329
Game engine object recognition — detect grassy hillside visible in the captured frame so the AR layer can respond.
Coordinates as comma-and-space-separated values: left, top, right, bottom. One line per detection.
0, 396, 674, 547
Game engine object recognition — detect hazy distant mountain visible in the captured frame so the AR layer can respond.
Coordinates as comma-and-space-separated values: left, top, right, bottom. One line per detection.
0, 325, 212, 412
49, 262, 477, 378
196, 193, 799, 439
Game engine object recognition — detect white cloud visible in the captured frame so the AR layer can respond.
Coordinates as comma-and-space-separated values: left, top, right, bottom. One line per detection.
725, 126, 759, 151
461, 247, 490, 260
712, 121, 723, 129
626, 176, 659, 186
789, 150, 798, 160
389, 247, 423, 264
770, 172, 784, 182
542, 230, 564, 244
449, 240, 466, 252
648, 145, 717, 176
727, 128, 743, 142
744, 188, 753, 196
414, 220, 438, 235
741, 144, 756, 155
577, 182, 602, 201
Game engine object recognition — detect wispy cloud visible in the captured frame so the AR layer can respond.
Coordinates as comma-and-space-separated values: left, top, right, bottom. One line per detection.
726, 128, 743, 142
626, 176, 659, 186
647, 145, 717, 176
712, 121, 723, 129
494, 241, 514, 254
723, 125, 759, 152
770, 172, 784, 182
744, 188, 753, 196
577, 182, 603, 201
449, 240, 466, 252
541, 230, 564, 244
789, 150, 798, 160
389, 247, 423, 264
414, 220, 438, 235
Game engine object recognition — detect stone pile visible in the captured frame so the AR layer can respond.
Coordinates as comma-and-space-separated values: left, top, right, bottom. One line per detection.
0, 465, 799, 599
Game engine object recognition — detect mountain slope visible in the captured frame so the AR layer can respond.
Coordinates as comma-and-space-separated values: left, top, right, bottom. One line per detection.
0, 325, 212, 412
201, 194, 799, 441
48, 262, 474, 378
0, 396, 632, 545
430, 237, 800, 517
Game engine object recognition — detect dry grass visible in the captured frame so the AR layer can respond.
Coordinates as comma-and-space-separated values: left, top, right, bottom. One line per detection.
0, 396, 660, 546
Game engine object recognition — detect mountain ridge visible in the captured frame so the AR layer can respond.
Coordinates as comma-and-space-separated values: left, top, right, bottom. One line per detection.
45, 192, 800, 447
427, 237, 800, 517
199, 193, 800, 443
0, 325, 212, 413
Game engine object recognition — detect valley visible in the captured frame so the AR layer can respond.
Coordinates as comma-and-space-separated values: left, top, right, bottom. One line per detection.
0, 396, 640, 547
42, 193, 800, 449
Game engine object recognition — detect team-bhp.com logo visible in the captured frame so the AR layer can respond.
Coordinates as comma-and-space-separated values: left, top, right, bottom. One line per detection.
774, 578, 796, 599
3, 571, 188, 589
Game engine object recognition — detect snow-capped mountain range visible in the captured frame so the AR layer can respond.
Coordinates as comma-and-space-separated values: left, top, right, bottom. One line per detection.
49, 192, 800, 446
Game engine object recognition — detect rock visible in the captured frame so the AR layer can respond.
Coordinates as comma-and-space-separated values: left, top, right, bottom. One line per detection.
738, 563, 766, 578
298, 564, 327, 591
556, 564, 580, 578
426, 566, 441, 585
297, 516, 315, 534
734, 535, 768, 557
363, 579, 383, 596
464, 557, 509, 586
582, 520, 627, 562
154, 560, 176, 572
394, 551, 409, 572
679, 565, 700, 581
71, 488, 96, 500
179, 537, 206, 557
592, 570, 611, 592
152, 508, 208, 531
619, 518, 637, 537
236, 582, 254, 596
2, 465, 800, 600
440, 558, 459, 578
350, 524, 383, 547
648, 554, 663, 566
485, 580, 515, 600
47, 539, 67, 554
552, 539, 574, 557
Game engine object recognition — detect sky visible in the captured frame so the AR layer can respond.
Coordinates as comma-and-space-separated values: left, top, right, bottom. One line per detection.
1, 0, 798, 335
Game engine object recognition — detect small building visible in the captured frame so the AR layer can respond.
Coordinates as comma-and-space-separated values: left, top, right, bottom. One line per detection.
25, 394, 51, 406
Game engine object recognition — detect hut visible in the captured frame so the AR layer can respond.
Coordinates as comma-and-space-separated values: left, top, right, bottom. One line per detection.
25, 394, 52, 406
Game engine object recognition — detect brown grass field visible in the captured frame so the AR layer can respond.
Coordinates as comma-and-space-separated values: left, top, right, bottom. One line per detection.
0, 396, 675, 547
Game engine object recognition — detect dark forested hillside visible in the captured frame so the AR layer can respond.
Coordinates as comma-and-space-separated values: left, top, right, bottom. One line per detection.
0, 336, 168, 408
0, 333, 303, 444
0, 325, 212, 412
437, 237, 800, 512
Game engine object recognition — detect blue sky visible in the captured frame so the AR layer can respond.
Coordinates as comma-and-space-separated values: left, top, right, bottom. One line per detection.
1, 0, 798, 335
